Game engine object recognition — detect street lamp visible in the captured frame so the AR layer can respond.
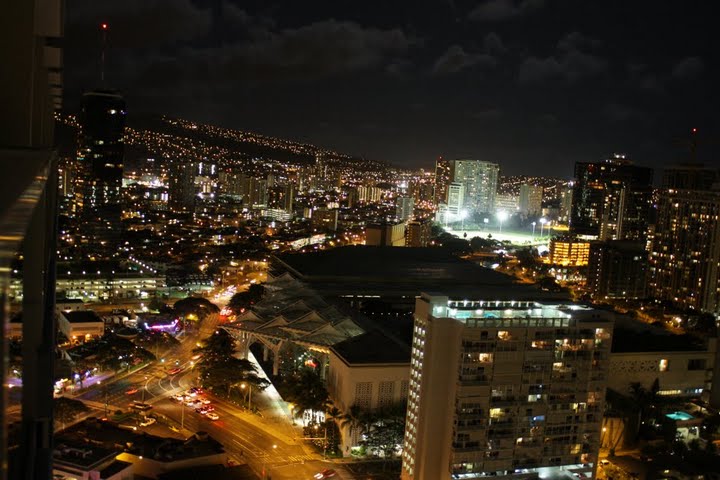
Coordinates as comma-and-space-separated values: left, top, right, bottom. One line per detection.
142, 375, 148, 403
262, 444, 277, 479
240, 382, 252, 410
497, 211, 508, 234
539, 217, 547, 237
531, 221, 536, 239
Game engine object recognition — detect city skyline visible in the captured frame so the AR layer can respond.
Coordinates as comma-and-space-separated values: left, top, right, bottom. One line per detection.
62, 1, 717, 176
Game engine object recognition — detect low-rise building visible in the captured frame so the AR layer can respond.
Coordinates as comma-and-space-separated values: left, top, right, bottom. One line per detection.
608, 319, 718, 403
58, 310, 105, 343
53, 443, 133, 480
327, 330, 411, 454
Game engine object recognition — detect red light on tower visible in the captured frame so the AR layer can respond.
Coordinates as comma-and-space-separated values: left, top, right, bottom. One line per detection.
101, 23, 108, 30
692, 127, 698, 133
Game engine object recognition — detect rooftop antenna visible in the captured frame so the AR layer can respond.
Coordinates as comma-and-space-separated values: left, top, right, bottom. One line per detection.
100, 22, 108, 85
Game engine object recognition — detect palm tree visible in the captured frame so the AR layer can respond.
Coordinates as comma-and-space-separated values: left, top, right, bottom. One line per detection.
340, 404, 366, 448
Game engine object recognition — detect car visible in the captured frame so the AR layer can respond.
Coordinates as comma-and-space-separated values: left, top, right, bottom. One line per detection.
600, 460, 610, 466
125, 387, 139, 395
184, 390, 198, 397
206, 412, 219, 420
168, 367, 183, 375
314, 469, 336, 479
203, 405, 215, 412
196, 407, 208, 415
200, 398, 211, 405
130, 402, 153, 411
139, 417, 156, 427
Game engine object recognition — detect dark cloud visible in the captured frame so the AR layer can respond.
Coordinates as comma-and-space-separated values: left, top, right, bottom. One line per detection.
237, 20, 414, 79
432, 45, 496, 75
469, 0, 544, 21
601, 103, 648, 123
518, 32, 607, 84
672, 56, 704, 80
557, 31, 602, 51
470, 108, 504, 120
483, 32, 507, 55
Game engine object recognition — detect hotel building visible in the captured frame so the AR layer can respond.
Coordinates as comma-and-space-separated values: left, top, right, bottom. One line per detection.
402, 293, 613, 480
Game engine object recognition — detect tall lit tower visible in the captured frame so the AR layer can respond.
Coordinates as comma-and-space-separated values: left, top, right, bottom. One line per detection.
75, 22, 126, 253
453, 160, 499, 215
75, 89, 126, 250
570, 154, 653, 242
434, 157, 454, 206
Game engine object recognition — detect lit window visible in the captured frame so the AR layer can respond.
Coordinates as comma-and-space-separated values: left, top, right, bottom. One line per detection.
659, 359, 669, 372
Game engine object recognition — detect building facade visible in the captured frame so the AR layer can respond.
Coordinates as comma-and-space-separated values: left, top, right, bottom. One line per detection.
588, 241, 648, 300
366, 222, 406, 247
453, 160, 499, 215
549, 237, 591, 267
435, 158, 454, 206
168, 160, 197, 212
75, 90, 127, 251
649, 187, 720, 313
406, 219, 432, 247
396, 196, 415, 221
402, 294, 613, 480
519, 184, 543, 216
570, 155, 653, 242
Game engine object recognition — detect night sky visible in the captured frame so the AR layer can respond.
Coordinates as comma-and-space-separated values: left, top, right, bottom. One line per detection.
64, 1, 717, 176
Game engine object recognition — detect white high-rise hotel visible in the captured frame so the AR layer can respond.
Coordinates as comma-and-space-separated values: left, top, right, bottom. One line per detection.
454, 160, 500, 215
402, 294, 613, 480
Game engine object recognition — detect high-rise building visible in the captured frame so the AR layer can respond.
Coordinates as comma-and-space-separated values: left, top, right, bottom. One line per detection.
406, 219, 433, 247
168, 161, 197, 212
519, 184, 543, 216
570, 155, 653, 242
311, 207, 339, 231
75, 90, 126, 249
283, 182, 295, 212
559, 185, 573, 223
366, 222, 406, 247
494, 194, 518, 214
588, 240, 648, 300
650, 184, 720, 313
249, 177, 268, 207
434, 157, 454, 205
396, 196, 415, 221
453, 160, 499, 215
358, 185, 383, 203
662, 164, 719, 190
402, 294, 613, 480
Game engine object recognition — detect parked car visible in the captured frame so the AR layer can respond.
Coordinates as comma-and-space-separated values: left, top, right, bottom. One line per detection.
139, 417, 156, 427
314, 469, 336, 479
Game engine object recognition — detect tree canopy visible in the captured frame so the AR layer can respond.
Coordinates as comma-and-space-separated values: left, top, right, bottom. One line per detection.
227, 284, 264, 315
193, 329, 269, 395
173, 297, 220, 320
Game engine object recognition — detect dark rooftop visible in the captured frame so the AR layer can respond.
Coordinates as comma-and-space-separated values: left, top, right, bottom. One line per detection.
277, 246, 515, 284
64, 310, 104, 323
58, 419, 225, 462
611, 317, 707, 353
331, 330, 411, 365
275, 246, 567, 301
157, 464, 259, 480
99, 459, 133, 478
